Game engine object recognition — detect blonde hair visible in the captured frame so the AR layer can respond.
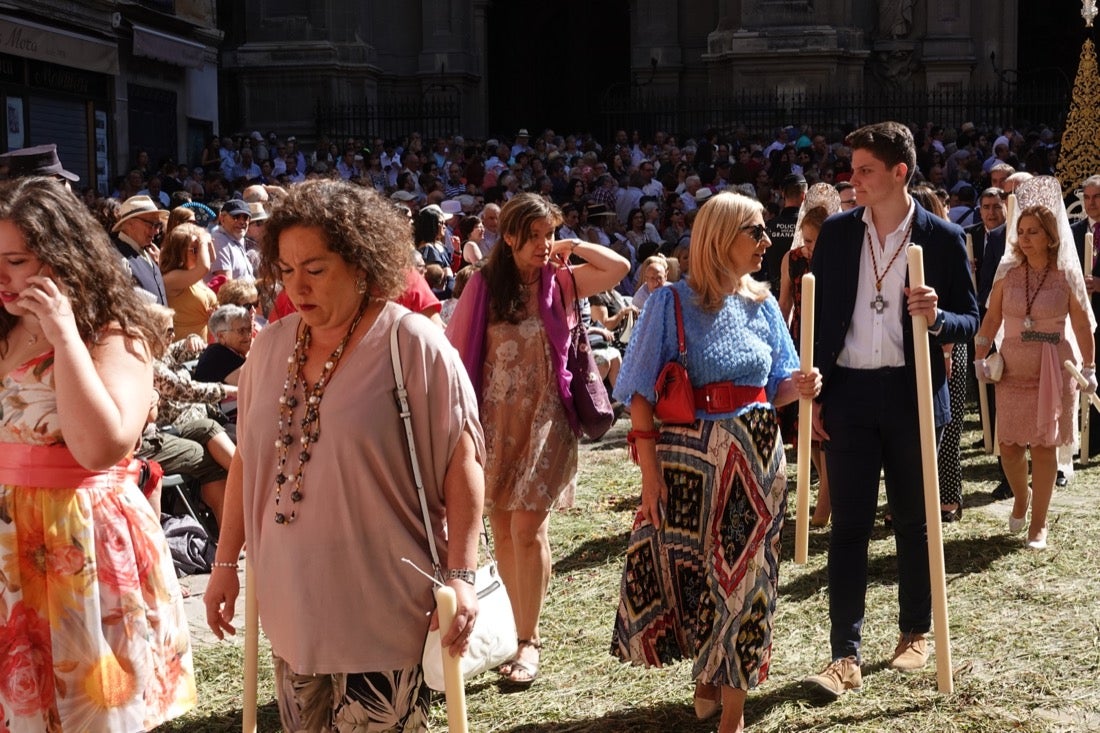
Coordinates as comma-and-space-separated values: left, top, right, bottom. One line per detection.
1010, 204, 1061, 260
145, 303, 175, 358
217, 277, 260, 307
689, 192, 770, 310
636, 253, 669, 288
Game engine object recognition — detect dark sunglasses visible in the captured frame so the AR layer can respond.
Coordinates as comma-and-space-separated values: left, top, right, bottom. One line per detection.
243, 301, 260, 310
740, 223, 769, 243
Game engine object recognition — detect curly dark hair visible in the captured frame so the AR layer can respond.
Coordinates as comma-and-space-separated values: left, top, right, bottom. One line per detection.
0, 176, 158, 354
259, 178, 408, 301
481, 192, 562, 323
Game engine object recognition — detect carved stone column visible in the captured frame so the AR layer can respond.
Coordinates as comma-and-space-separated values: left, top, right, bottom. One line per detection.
921, 0, 977, 90
704, 0, 869, 93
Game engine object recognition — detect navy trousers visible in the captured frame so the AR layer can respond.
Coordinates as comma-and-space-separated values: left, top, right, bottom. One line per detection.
822, 366, 935, 662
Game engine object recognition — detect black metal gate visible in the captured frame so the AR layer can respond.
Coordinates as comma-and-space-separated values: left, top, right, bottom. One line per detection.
315, 95, 460, 143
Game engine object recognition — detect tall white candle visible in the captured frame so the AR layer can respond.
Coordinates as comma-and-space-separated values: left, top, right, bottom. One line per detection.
243, 559, 258, 733
794, 273, 815, 565
435, 586, 469, 733
965, 233, 977, 290
906, 245, 954, 695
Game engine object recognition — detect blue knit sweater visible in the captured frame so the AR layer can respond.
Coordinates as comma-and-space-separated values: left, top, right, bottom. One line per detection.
613, 279, 799, 420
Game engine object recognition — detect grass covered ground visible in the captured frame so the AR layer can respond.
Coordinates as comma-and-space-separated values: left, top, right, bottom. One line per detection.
166, 410, 1100, 732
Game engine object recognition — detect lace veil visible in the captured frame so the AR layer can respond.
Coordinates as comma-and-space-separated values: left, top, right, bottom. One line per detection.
791, 183, 842, 252
991, 175, 1096, 336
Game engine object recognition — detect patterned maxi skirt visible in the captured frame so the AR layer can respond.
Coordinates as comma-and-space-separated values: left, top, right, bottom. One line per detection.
610, 406, 786, 690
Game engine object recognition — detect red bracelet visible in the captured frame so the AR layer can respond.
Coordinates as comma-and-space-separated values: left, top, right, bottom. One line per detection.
626, 429, 661, 464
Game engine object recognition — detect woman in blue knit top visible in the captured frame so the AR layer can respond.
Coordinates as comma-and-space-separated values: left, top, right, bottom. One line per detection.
610, 192, 820, 733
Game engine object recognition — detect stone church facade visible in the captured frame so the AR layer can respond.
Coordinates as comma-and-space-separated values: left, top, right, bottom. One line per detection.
220, 0, 1018, 139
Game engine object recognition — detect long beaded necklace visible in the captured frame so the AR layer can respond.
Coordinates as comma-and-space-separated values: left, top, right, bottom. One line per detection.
866, 219, 914, 314
273, 301, 370, 525
1022, 261, 1050, 331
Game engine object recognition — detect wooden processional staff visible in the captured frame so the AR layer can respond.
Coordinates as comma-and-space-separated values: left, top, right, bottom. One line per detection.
906, 246, 954, 694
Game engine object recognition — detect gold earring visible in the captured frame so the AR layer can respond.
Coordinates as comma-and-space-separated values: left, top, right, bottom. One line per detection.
356, 278, 367, 294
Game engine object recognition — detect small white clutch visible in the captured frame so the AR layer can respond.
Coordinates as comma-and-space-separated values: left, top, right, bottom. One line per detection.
986, 352, 1004, 382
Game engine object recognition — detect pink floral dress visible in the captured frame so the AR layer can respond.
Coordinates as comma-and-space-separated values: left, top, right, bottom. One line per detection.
0, 352, 195, 732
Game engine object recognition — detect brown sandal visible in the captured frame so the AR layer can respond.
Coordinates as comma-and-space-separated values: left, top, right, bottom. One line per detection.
500, 639, 541, 689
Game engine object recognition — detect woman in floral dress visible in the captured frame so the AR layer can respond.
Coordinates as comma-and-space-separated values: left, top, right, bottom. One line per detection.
0, 176, 195, 731
447, 193, 629, 687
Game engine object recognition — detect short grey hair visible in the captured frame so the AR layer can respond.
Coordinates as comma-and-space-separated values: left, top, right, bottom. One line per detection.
1082, 174, 1100, 190
209, 304, 249, 334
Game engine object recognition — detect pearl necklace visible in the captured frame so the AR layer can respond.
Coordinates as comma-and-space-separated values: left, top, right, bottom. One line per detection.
273, 302, 369, 525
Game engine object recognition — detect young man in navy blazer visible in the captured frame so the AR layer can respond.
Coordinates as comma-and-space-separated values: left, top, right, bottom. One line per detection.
803, 121, 979, 698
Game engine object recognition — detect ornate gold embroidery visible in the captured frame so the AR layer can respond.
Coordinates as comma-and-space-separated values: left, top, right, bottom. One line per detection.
1056, 38, 1100, 199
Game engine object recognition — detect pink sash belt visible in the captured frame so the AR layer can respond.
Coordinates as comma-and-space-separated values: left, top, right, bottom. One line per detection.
1037, 343, 1063, 445
0, 443, 140, 489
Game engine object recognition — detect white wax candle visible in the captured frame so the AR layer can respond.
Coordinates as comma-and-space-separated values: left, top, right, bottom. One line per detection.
1087, 231, 1095, 274
794, 272, 815, 565
1006, 193, 1017, 233
244, 558, 258, 733
965, 233, 977, 289
435, 586, 469, 733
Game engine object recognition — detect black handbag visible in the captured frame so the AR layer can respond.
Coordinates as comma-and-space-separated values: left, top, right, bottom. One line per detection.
562, 267, 616, 439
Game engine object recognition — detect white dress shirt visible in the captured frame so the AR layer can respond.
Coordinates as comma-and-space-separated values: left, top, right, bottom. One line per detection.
837, 200, 917, 369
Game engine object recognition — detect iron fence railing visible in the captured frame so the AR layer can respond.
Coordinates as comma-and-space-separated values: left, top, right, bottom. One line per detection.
316, 95, 460, 143
599, 85, 1070, 141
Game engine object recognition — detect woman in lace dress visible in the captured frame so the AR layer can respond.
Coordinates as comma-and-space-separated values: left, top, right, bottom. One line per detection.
0, 176, 195, 731
973, 185, 1096, 550
447, 193, 629, 687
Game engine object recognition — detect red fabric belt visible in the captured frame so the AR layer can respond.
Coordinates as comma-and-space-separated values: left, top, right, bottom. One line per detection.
0, 442, 140, 489
692, 383, 767, 414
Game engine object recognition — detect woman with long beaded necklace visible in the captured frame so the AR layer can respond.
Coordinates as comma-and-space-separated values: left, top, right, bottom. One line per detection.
973, 176, 1096, 551
203, 179, 486, 731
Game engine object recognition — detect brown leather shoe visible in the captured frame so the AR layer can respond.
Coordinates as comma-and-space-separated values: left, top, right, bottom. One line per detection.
802, 656, 862, 699
890, 632, 929, 671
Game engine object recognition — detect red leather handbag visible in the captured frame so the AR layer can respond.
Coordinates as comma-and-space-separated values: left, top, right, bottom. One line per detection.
653, 288, 696, 424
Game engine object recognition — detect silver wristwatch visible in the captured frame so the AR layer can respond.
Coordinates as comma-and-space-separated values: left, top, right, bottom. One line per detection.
446, 568, 476, 585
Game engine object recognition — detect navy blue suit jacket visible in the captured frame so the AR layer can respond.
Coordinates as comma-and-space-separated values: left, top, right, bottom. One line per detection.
1072, 218, 1093, 272
976, 224, 1006, 312
1071, 218, 1099, 337
811, 203, 979, 427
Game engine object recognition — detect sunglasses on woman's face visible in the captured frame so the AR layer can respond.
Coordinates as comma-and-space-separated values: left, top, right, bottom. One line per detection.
740, 223, 768, 243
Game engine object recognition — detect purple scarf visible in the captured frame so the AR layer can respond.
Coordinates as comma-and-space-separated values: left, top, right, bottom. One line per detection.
445, 265, 580, 435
